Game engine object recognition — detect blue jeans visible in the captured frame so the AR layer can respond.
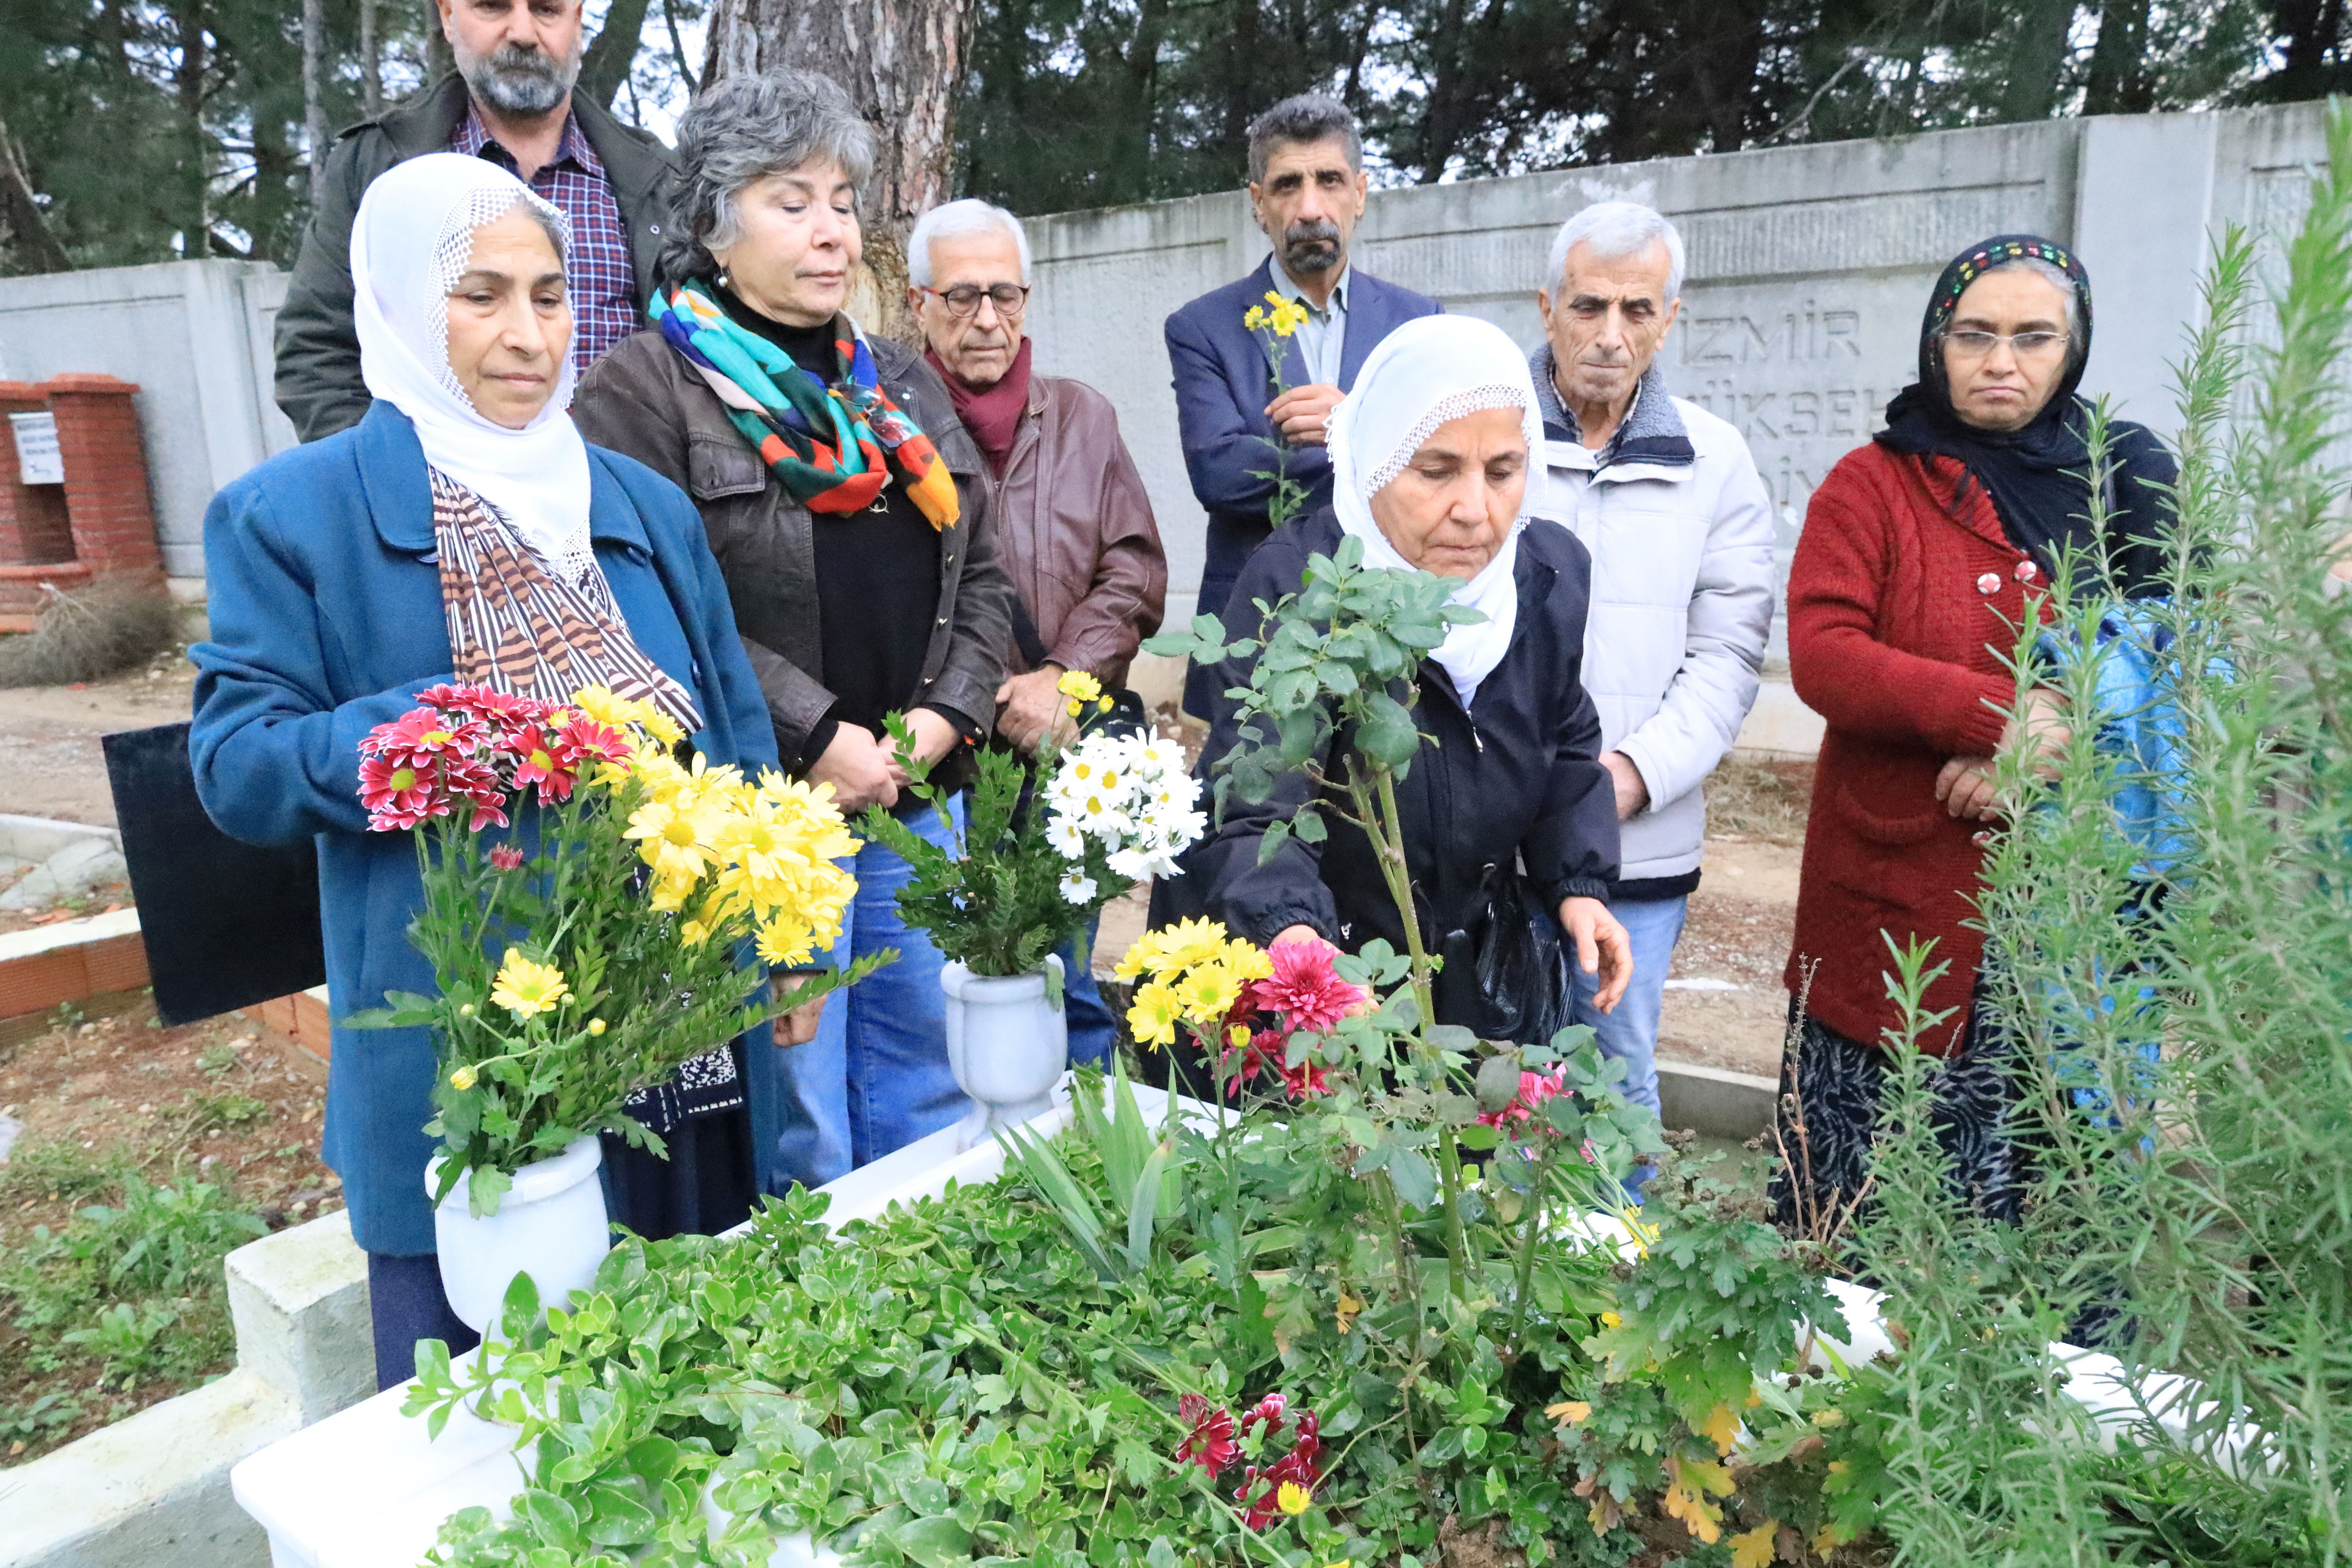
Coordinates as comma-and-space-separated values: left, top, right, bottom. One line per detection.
1568, 893, 1687, 1198
761, 795, 969, 1192
1060, 911, 1118, 1069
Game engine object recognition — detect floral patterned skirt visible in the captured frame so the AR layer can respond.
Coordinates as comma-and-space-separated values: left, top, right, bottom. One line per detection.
1768, 997, 2022, 1234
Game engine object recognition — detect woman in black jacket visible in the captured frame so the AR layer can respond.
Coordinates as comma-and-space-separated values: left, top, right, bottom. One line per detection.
1188, 315, 1631, 1027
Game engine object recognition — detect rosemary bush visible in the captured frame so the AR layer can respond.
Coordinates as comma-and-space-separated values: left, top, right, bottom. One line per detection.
1840, 102, 2352, 1568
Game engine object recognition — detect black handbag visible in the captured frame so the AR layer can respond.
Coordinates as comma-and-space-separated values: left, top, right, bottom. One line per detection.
1433, 861, 1575, 1046
1004, 595, 1151, 741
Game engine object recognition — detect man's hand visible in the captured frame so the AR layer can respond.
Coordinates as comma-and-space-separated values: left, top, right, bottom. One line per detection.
1559, 896, 1633, 1014
1272, 924, 1324, 948
1265, 383, 1344, 447
1935, 755, 2000, 821
994, 664, 1072, 755
892, 706, 963, 783
770, 971, 830, 1047
1602, 750, 1650, 822
808, 723, 897, 812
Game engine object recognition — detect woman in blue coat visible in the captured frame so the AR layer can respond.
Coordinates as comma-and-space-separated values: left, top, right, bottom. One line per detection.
191, 155, 781, 1389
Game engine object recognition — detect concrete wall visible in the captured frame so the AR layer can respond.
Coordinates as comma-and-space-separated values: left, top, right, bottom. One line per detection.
0, 261, 295, 586
1021, 102, 2337, 671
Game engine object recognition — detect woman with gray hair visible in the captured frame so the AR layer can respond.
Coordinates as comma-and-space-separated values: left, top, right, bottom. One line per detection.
573, 69, 1014, 1196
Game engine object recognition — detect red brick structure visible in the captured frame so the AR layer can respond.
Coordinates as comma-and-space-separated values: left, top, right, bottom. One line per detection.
0, 373, 162, 630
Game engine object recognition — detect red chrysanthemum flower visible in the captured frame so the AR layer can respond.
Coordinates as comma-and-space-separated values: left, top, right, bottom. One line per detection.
1234, 1441, 1324, 1530
487, 844, 525, 871
507, 727, 579, 804
1276, 1055, 1331, 1100
1475, 1066, 1570, 1132
359, 707, 486, 767
1241, 935, 1369, 1034
359, 753, 449, 831
1175, 1393, 1238, 1477
415, 684, 546, 734
550, 717, 630, 769
441, 756, 512, 831
1238, 1391, 1288, 1438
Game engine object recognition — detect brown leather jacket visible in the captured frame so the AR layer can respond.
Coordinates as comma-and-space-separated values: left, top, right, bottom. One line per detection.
987, 374, 1166, 688
573, 329, 1014, 769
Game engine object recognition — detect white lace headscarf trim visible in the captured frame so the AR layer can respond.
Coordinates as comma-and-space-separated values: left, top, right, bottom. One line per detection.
1327, 314, 1549, 708
351, 153, 594, 582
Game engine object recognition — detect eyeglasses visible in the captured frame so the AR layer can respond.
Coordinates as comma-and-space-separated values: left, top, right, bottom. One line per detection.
918, 283, 1030, 319
1941, 328, 2070, 360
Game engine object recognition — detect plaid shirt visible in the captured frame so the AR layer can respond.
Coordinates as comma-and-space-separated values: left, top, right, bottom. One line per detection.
452, 105, 638, 376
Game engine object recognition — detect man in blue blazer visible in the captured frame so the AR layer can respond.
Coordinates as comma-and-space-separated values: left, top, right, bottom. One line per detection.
1164, 93, 1442, 717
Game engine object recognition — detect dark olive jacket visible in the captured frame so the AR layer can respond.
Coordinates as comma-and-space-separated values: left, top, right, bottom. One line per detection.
571, 328, 1015, 772
1192, 508, 1619, 955
273, 73, 677, 444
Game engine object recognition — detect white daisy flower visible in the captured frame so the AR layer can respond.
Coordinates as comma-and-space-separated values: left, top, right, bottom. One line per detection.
1058, 870, 1097, 905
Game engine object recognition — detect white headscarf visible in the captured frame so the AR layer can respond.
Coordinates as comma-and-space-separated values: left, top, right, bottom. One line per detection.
350, 153, 593, 580
1326, 314, 1548, 709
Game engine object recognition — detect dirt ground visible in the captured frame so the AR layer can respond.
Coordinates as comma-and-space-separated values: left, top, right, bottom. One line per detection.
0, 654, 197, 828
1658, 836, 1798, 1079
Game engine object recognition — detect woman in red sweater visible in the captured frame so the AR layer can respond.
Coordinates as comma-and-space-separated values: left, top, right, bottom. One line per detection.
1775, 236, 2175, 1231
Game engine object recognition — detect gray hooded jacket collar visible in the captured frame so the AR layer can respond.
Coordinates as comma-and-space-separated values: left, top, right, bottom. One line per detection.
1530, 345, 1695, 473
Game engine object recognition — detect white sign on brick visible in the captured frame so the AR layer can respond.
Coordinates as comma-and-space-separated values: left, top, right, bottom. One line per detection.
9, 411, 61, 485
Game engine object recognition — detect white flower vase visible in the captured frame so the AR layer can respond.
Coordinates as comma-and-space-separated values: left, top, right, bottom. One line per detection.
941, 955, 1068, 1152
428, 1134, 611, 1335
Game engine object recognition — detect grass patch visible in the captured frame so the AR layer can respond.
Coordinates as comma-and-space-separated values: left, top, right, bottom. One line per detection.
0, 1145, 268, 1463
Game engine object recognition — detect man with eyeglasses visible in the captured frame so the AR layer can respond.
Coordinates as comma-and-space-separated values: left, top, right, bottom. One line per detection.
907, 198, 1168, 1067
1163, 93, 1442, 719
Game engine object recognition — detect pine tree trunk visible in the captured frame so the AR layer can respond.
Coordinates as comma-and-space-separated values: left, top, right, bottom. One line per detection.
0, 114, 72, 273
702, 0, 972, 343
303, 0, 328, 206
579, 0, 655, 110
173, 0, 211, 258
361, 0, 383, 117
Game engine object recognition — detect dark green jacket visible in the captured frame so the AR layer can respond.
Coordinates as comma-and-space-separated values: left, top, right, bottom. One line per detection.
273, 73, 678, 444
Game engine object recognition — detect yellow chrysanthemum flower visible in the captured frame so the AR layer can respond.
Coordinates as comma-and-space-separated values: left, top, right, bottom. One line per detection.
1057, 669, 1104, 706
1175, 962, 1242, 1022
1126, 978, 1185, 1049
1112, 928, 1167, 983
1153, 917, 1234, 976
1276, 1481, 1312, 1515
568, 684, 650, 730
625, 793, 734, 884
1219, 939, 1273, 983
490, 950, 568, 1018
448, 1064, 477, 1090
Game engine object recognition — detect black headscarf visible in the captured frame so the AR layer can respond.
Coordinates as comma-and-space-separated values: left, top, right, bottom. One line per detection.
1875, 234, 2176, 597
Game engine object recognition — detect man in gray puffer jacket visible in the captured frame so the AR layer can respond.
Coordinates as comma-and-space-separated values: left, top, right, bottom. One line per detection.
1522, 201, 1777, 1165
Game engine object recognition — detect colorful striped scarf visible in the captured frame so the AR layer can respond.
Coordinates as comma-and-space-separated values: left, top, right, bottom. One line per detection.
649, 279, 960, 530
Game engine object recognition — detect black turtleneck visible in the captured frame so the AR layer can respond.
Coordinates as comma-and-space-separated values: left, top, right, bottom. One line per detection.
715, 287, 951, 773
